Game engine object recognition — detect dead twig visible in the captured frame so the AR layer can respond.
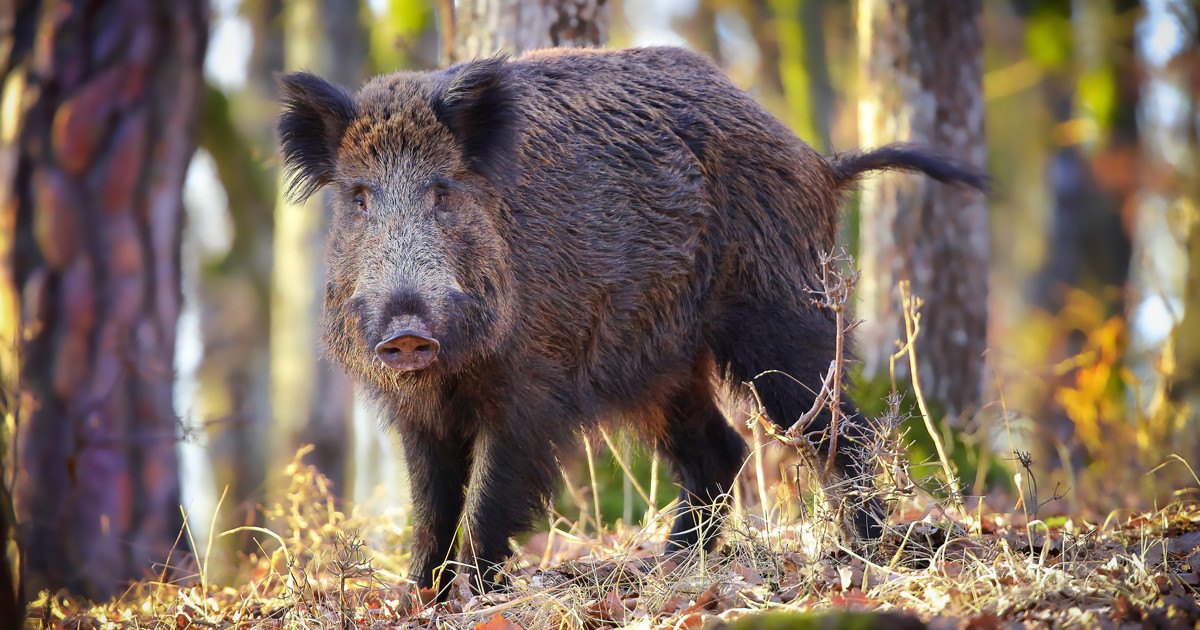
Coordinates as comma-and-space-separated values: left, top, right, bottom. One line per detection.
891, 281, 964, 512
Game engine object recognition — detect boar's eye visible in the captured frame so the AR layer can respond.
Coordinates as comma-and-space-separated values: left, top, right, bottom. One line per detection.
432, 187, 449, 209
353, 196, 369, 214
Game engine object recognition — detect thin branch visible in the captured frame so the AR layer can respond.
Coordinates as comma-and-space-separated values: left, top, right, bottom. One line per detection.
438, 0, 455, 65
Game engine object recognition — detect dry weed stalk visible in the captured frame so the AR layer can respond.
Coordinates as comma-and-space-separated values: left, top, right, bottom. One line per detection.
331, 531, 376, 629
599, 428, 657, 518
582, 434, 604, 537
890, 280, 964, 511
747, 250, 873, 537
43, 441, 1200, 629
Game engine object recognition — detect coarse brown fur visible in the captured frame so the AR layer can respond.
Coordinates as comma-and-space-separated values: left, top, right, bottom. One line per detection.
278, 46, 985, 596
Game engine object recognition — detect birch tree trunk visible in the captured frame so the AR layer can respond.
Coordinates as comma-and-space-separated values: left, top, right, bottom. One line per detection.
452, 0, 607, 61
856, 0, 988, 420
1131, 0, 1199, 457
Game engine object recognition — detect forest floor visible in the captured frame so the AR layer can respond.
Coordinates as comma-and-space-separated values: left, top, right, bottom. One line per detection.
31, 450, 1200, 630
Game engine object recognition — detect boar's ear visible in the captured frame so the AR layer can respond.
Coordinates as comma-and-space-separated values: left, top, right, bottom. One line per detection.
432, 57, 520, 182
277, 72, 357, 203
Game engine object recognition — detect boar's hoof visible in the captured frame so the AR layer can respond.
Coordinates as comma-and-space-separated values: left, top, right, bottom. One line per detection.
375, 332, 440, 371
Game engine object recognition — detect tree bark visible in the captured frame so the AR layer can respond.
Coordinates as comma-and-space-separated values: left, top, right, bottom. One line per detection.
771, 0, 831, 152
192, 0, 282, 555
271, 0, 366, 495
856, 0, 988, 420
0, 0, 207, 599
1132, 0, 1199, 437
1031, 0, 1135, 316
1176, 216, 1200, 410
452, 0, 607, 61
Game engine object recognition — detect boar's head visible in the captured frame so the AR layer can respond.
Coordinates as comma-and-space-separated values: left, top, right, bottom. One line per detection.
277, 60, 521, 389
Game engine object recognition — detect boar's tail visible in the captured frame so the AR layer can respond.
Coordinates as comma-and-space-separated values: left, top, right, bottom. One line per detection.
829, 143, 989, 192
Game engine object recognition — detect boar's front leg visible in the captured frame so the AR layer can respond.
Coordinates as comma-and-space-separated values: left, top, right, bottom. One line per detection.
400, 424, 471, 597
457, 422, 561, 592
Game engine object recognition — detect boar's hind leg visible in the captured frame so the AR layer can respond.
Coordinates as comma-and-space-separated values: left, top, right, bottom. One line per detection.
400, 426, 471, 598
710, 302, 885, 539
660, 364, 749, 553
458, 426, 561, 593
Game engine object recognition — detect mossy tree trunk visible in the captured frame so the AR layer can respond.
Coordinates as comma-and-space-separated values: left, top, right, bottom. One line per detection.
0, 0, 207, 599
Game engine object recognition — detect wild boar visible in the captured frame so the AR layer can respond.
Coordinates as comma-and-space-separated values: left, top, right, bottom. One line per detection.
277, 46, 985, 595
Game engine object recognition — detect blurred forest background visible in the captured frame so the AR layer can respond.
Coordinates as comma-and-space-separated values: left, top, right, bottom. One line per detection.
1, 0, 1198, 615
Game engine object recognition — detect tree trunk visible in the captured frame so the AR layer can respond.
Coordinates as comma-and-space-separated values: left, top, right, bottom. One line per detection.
271, 0, 366, 494
856, 0, 988, 420
1032, 0, 1135, 317
191, 0, 282, 558
0, 4, 24, 622
1174, 205, 1200, 399
771, 0, 831, 153
0, 0, 207, 599
1176, 215, 1200, 411
1131, 0, 1199, 455
452, 0, 607, 61
1022, 0, 1137, 467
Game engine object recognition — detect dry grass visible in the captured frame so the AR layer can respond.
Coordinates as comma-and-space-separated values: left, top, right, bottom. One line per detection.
29, 450, 1200, 629
30, 259, 1200, 629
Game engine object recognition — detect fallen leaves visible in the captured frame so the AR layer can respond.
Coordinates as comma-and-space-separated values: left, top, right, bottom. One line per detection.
34, 469, 1200, 630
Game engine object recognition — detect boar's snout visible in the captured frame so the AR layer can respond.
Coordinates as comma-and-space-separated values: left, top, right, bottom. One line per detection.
375, 330, 441, 372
